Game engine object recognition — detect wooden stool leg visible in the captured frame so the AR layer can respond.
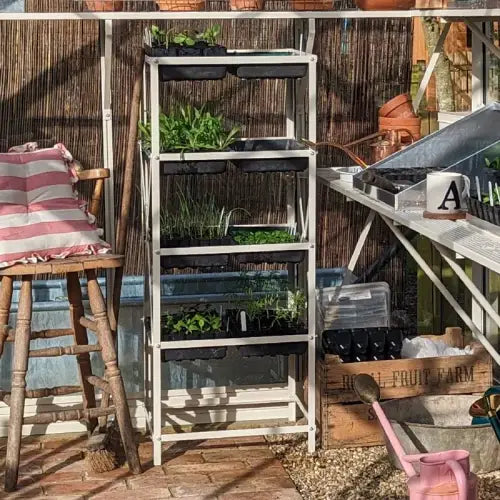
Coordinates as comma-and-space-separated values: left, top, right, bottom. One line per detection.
0, 276, 14, 356
67, 272, 97, 433
5, 277, 32, 492
85, 270, 142, 475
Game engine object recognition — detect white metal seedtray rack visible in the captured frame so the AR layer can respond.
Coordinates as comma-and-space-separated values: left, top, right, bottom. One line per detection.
141, 49, 318, 465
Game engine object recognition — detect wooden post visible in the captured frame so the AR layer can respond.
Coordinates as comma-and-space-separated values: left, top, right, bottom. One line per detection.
0, 276, 14, 356
5, 277, 32, 492
67, 272, 98, 433
86, 270, 142, 475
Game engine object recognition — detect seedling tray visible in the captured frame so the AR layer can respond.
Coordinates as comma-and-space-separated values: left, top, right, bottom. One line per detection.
145, 44, 228, 81
237, 329, 307, 358
229, 52, 307, 80
161, 331, 228, 362
468, 198, 500, 226
161, 160, 227, 175
160, 236, 232, 269
230, 139, 308, 173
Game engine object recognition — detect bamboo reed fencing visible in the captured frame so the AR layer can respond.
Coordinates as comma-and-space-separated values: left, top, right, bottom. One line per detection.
0, 1, 414, 316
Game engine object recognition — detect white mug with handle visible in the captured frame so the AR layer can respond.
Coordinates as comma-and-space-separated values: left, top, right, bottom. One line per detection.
425, 171, 470, 219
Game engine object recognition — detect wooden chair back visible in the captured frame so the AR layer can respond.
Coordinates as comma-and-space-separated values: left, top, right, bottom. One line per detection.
75, 167, 110, 219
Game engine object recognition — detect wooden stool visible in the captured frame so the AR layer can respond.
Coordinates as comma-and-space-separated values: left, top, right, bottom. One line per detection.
0, 167, 142, 492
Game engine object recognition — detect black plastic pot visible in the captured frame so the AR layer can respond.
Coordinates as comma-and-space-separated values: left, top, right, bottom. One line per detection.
229, 52, 307, 80
229, 139, 308, 173
226, 310, 307, 358
161, 160, 227, 175
161, 330, 228, 362
468, 197, 500, 226
160, 236, 232, 269
145, 43, 228, 81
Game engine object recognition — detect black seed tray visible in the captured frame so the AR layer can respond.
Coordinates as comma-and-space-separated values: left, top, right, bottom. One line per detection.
468, 198, 500, 226
228, 52, 307, 80
236, 329, 308, 358
145, 44, 227, 81
229, 139, 308, 173
161, 331, 228, 362
160, 236, 233, 269
161, 160, 227, 175
233, 251, 305, 265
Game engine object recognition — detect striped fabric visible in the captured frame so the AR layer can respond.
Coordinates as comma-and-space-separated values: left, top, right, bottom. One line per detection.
0, 143, 110, 268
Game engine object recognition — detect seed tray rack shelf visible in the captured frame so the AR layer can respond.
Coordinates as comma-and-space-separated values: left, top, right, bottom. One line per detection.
140, 48, 318, 464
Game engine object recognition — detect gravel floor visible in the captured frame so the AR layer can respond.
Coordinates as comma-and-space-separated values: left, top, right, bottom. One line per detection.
268, 436, 500, 500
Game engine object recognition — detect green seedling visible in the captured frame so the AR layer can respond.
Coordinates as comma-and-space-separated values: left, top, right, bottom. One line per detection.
485, 156, 500, 171
162, 308, 222, 336
139, 104, 240, 154
231, 229, 297, 245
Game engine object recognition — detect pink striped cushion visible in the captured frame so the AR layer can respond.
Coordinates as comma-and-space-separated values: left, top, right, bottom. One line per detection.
0, 143, 110, 268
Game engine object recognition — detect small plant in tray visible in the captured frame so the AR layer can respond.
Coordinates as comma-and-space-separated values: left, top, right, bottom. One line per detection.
161, 306, 227, 362
231, 228, 298, 245
144, 24, 228, 81
139, 104, 240, 174
227, 290, 308, 358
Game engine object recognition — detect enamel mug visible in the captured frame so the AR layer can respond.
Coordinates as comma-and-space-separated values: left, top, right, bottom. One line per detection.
426, 172, 470, 216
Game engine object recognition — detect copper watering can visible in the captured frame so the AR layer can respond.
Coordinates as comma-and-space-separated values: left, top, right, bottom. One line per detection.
354, 374, 478, 500
302, 128, 415, 167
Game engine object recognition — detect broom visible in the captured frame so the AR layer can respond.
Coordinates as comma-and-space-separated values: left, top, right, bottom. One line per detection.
85, 50, 144, 473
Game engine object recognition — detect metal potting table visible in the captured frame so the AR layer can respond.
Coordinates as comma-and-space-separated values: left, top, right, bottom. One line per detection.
318, 171, 500, 368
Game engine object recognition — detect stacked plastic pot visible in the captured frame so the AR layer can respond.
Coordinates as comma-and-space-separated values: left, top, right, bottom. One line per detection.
378, 94, 421, 143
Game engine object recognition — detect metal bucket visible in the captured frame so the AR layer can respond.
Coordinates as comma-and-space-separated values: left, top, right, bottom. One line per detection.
381, 395, 500, 473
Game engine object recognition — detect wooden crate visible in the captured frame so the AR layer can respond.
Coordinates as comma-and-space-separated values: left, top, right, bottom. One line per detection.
318, 328, 493, 449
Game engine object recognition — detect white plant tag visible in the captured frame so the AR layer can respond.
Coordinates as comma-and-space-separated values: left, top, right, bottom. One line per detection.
240, 311, 247, 332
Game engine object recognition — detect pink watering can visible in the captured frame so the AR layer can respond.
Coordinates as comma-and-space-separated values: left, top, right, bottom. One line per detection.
354, 374, 478, 500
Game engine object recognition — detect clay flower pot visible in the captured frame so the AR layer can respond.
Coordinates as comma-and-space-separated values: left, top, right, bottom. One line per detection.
379, 94, 416, 119
156, 0, 205, 10
379, 116, 422, 141
292, 0, 332, 10
355, 0, 415, 9
230, 0, 265, 9
84, 0, 123, 10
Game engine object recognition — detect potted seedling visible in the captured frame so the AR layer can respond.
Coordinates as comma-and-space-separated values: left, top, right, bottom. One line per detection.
484, 155, 500, 184
468, 189, 500, 227
84, 0, 123, 10
144, 24, 227, 81
161, 307, 228, 361
160, 191, 244, 268
228, 290, 307, 357
229, 226, 304, 264
155, 0, 205, 11
139, 104, 240, 174
229, 138, 309, 172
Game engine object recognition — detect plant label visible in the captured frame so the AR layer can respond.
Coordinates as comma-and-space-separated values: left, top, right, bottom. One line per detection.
240, 311, 247, 332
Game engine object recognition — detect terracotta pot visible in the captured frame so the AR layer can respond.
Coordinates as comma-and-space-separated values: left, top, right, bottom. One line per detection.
379, 116, 421, 140
84, 0, 123, 10
379, 94, 416, 119
230, 0, 265, 9
415, 0, 447, 7
156, 0, 205, 11
292, 0, 332, 10
355, 0, 414, 9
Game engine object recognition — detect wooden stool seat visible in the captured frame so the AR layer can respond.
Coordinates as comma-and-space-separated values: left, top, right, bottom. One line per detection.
0, 254, 124, 276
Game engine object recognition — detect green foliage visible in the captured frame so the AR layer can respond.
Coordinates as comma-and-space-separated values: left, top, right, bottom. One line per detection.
231, 229, 297, 245
139, 104, 239, 154
162, 308, 222, 336
160, 191, 245, 240
483, 190, 500, 205
485, 156, 500, 171
149, 24, 221, 48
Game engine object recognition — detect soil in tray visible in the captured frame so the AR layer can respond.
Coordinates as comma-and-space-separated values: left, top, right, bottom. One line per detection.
161, 331, 228, 362
226, 310, 307, 357
145, 43, 228, 81
160, 236, 232, 269
161, 160, 227, 175
228, 52, 307, 80
229, 139, 308, 173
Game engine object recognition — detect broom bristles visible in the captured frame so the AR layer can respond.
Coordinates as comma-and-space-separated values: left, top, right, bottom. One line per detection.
85, 421, 123, 473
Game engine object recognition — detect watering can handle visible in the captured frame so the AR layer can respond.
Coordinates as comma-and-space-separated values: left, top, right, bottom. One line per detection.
446, 459, 467, 500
